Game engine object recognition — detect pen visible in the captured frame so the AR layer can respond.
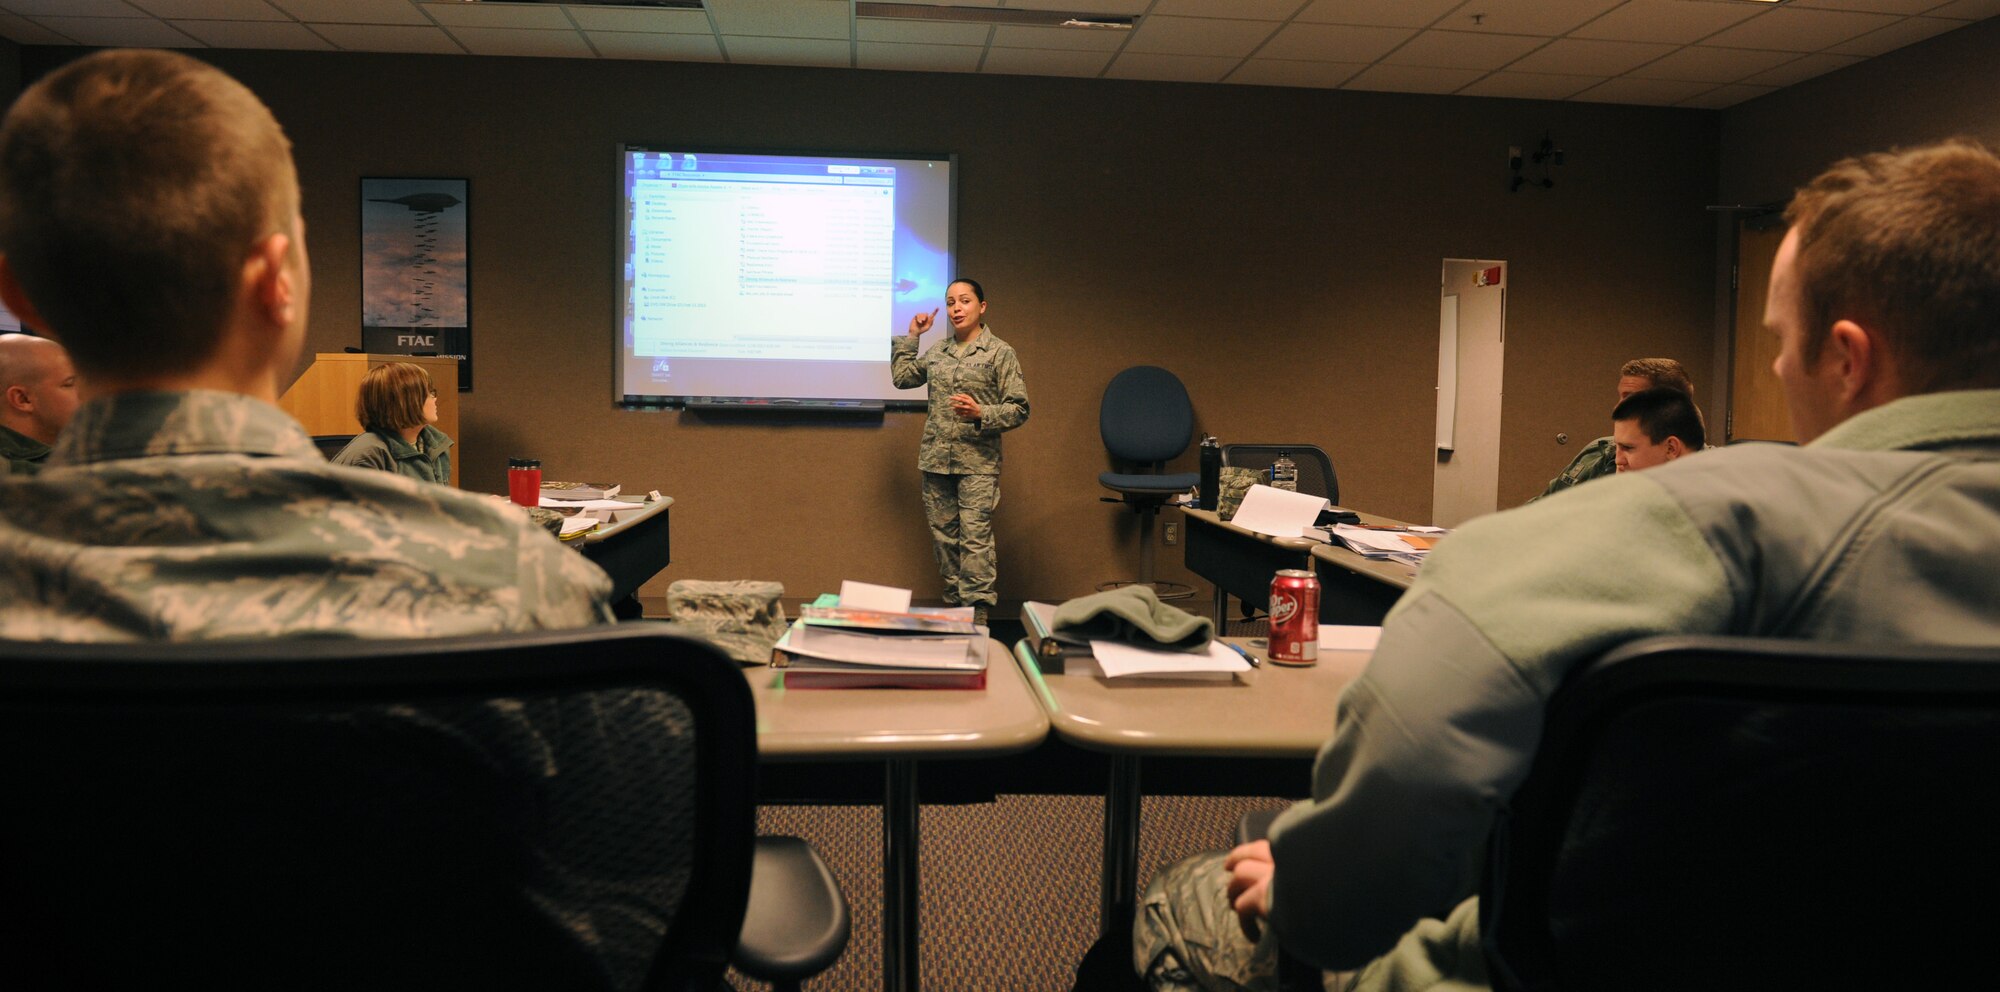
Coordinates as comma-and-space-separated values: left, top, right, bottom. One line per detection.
1223, 641, 1261, 667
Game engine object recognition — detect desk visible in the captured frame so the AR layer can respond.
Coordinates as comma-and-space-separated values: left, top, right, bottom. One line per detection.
574, 497, 672, 615
1014, 639, 1369, 939
1180, 508, 1314, 624
1308, 520, 1418, 626
745, 639, 1048, 992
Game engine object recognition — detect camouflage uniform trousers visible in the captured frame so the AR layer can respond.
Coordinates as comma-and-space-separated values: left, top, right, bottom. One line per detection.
1136, 851, 1488, 992
921, 470, 1000, 607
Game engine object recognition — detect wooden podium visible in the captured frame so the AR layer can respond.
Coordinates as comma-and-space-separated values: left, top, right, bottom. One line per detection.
279, 353, 461, 487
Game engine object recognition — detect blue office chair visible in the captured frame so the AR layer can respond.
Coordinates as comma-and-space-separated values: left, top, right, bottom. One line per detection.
1098, 366, 1200, 600
0, 626, 790, 992
1483, 635, 2000, 992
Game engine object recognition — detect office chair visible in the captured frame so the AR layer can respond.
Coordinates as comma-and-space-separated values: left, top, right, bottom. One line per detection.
311, 433, 356, 459
1221, 444, 1339, 505
0, 626, 771, 992
1098, 366, 1200, 600
1482, 634, 2000, 992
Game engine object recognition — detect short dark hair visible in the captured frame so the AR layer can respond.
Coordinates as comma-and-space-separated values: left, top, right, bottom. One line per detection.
0, 50, 299, 380
1613, 387, 1705, 451
1618, 357, 1693, 397
1784, 139, 2000, 392
356, 362, 433, 434
949, 278, 984, 302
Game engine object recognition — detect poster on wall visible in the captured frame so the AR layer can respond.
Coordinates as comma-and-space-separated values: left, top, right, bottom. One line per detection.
361, 177, 471, 389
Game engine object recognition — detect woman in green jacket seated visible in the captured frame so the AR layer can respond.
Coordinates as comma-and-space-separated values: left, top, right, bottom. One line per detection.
331, 362, 453, 485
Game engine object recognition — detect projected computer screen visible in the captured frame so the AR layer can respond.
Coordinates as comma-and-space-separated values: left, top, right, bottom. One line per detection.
616, 146, 956, 408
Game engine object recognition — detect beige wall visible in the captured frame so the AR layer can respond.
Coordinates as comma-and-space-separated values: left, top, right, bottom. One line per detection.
17, 47, 1719, 606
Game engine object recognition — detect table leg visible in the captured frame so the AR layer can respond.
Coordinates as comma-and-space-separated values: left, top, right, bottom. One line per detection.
1214, 586, 1228, 634
884, 759, 920, 992
1100, 754, 1143, 939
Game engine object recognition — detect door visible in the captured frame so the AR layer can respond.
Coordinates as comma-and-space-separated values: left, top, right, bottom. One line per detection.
1728, 219, 1793, 442
1432, 260, 1506, 528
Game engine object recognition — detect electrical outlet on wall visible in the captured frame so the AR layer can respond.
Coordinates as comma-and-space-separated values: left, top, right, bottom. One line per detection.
1164, 522, 1179, 545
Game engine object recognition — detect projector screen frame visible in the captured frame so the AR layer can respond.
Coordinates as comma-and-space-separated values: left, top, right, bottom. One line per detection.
612, 142, 958, 413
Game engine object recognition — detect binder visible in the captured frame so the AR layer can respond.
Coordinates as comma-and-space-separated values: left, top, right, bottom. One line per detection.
1021, 601, 1092, 675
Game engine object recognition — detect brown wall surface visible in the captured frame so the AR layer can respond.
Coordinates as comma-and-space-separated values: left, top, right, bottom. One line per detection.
17, 47, 1719, 606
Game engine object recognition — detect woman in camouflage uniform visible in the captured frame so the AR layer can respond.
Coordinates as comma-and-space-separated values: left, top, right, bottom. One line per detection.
890, 279, 1030, 627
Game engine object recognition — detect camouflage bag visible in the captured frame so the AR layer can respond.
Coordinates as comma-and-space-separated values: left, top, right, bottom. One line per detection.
1214, 467, 1260, 521
665, 579, 787, 665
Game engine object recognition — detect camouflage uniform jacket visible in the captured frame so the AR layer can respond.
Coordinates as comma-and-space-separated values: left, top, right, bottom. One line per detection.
0, 390, 612, 640
891, 325, 1029, 475
0, 422, 50, 476
332, 424, 455, 486
1528, 434, 1616, 502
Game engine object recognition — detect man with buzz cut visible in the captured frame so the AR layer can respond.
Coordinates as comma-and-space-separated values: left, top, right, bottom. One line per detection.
0, 49, 689, 987
0, 331, 77, 475
1138, 139, 2000, 992
1610, 385, 1706, 473
1531, 356, 1694, 500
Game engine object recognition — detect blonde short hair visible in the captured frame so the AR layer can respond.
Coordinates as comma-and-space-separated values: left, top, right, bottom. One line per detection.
356, 363, 433, 434
1618, 358, 1693, 397
0, 49, 299, 379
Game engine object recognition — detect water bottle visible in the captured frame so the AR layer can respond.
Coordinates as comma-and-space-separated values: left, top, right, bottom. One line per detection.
1271, 451, 1298, 492
1197, 434, 1221, 510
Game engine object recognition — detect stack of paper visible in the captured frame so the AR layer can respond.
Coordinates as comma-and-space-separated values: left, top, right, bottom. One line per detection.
1327, 524, 1445, 567
773, 583, 987, 688
1090, 639, 1250, 680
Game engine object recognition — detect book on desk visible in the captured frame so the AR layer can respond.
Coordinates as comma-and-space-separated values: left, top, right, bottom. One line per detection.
771, 608, 987, 689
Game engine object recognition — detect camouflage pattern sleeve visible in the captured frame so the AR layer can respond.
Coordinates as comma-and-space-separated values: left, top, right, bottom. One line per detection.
1528, 435, 1617, 503
890, 334, 927, 389
977, 341, 1029, 435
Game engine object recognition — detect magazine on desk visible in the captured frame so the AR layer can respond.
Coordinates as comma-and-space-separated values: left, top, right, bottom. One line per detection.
540, 480, 622, 500
797, 605, 979, 636
771, 618, 988, 689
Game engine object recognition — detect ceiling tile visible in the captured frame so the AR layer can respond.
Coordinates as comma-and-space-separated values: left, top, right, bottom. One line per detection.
1457, 70, 1600, 99
1294, 0, 1463, 28
857, 18, 991, 45
1676, 82, 1777, 108
1385, 29, 1548, 70
1630, 45, 1797, 82
1789, 0, 1947, 12
1702, 7, 1901, 51
1152, 0, 1300, 19
1342, 62, 1487, 93
1506, 37, 1676, 75
127, 0, 286, 19
724, 36, 851, 67
269, 0, 430, 24
1, 0, 135, 15
568, 7, 712, 33
981, 45, 1112, 76
1827, 14, 1968, 54
1739, 51, 1864, 85
1440, 0, 1625, 35
1923, 0, 2000, 17
857, 40, 984, 71
1568, 0, 1766, 44
1104, 51, 1242, 82
1125, 15, 1276, 56
0, 9, 70, 44
1260, 22, 1414, 61
989, 24, 1125, 50
704, 0, 848, 40
312, 22, 463, 53
450, 26, 592, 57
1224, 57, 1365, 87
424, 3, 572, 29
31, 16, 198, 46
1569, 74, 1714, 104
585, 30, 724, 60
176, 18, 335, 48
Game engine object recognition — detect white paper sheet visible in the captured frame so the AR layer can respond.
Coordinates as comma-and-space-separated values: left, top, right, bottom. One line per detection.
1090, 639, 1250, 678
1230, 484, 1331, 539
1330, 524, 1425, 554
558, 515, 599, 536
839, 580, 913, 613
538, 497, 633, 511
1319, 625, 1383, 652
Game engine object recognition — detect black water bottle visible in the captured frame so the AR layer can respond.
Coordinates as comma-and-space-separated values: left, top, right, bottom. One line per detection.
1197, 434, 1221, 510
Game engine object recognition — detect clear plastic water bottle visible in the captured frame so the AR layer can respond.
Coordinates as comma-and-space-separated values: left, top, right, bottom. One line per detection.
1271, 451, 1298, 492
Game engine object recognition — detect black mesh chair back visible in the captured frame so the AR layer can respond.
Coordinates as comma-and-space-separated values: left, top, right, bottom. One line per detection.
1483, 635, 2000, 992
1222, 444, 1338, 504
0, 626, 755, 992
311, 434, 356, 459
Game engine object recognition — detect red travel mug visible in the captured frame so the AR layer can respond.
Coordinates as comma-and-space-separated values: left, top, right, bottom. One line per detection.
507, 458, 542, 507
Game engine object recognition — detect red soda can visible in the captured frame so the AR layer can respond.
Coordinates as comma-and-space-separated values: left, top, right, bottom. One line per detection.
1268, 569, 1320, 666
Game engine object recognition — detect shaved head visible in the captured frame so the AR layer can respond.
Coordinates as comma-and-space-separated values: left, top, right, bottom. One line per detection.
0, 332, 78, 443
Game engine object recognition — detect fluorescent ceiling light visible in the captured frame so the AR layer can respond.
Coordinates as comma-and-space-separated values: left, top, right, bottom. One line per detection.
856, 3, 1136, 29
